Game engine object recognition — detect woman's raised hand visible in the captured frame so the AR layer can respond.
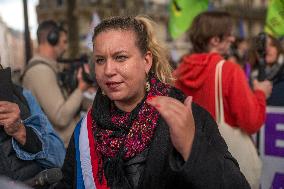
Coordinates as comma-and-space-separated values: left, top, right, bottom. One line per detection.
146, 96, 195, 161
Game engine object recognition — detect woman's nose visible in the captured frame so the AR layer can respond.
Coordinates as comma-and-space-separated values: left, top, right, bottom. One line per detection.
104, 60, 116, 76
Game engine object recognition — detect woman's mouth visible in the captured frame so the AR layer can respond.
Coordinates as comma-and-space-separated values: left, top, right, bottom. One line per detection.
106, 81, 123, 90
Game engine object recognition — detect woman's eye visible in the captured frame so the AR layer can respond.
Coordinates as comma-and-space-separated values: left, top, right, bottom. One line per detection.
116, 55, 127, 62
95, 58, 105, 64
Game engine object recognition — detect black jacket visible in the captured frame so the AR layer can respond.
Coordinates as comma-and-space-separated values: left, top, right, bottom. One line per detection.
0, 68, 43, 181
57, 103, 250, 189
267, 69, 284, 106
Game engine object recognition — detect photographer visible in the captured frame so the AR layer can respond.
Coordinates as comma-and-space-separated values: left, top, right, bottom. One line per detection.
22, 20, 91, 147
249, 33, 284, 106
0, 64, 65, 185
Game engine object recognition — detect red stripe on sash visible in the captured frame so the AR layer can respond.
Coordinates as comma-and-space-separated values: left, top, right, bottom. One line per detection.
86, 110, 109, 189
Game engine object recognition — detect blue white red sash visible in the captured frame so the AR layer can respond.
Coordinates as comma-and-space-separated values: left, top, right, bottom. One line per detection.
74, 111, 109, 189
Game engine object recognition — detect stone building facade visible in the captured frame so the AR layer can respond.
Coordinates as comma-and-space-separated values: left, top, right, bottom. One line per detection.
35, 0, 269, 62
0, 18, 25, 71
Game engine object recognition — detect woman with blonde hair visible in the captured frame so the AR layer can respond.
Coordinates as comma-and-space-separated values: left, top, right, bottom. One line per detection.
56, 15, 249, 189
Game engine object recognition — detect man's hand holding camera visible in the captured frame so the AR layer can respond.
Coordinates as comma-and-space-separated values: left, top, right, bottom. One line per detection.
0, 101, 26, 145
77, 64, 93, 92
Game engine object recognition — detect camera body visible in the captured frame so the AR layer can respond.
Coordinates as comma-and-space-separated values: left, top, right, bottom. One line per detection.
256, 32, 267, 81
256, 33, 266, 59
57, 54, 96, 93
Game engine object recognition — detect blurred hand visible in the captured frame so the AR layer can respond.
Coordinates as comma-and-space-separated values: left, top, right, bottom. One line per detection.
146, 96, 195, 161
253, 79, 272, 99
77, 64, 91, 92
0, 101, 26, 144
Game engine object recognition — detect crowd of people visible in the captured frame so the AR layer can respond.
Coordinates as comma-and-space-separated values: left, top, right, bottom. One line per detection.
0, 9, 283, 189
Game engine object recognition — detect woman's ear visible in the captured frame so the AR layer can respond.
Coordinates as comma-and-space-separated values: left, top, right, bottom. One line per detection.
144, 51, 153, 74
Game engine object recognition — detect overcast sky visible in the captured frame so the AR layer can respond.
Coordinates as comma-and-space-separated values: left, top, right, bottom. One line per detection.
0, 0, 38, 39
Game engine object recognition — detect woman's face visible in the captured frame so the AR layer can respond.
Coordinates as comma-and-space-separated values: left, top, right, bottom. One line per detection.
93, 29, 152, 111
265, 37, 278, 65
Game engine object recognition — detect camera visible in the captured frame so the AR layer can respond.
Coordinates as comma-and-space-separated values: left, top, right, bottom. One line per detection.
256, 32, 266, 59
57, 54, 96, 93
255, 32, 267, 81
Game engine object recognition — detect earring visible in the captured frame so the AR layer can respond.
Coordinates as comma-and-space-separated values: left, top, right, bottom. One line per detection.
145, 72, 150, 92
145, 81, 150, 92
102, 90, 105, 96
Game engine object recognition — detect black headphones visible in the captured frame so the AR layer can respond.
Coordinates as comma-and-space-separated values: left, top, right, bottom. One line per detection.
37, 20, 65, 46
47, 26, 60, 46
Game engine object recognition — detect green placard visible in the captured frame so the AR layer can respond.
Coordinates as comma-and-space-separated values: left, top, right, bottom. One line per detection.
168, 0, 209, 39
265, 0, 284, 38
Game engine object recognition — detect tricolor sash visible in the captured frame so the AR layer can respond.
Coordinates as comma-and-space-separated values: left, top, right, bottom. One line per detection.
74, 111, 109, 189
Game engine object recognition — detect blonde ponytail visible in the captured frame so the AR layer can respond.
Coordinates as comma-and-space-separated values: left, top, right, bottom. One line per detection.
135, 16, 175, 85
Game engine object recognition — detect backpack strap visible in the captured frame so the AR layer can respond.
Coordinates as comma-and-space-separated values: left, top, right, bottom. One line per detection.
21, 59, 57, 82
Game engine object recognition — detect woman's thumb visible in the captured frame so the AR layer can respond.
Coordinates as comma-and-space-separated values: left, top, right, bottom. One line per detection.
184, 96, 193, 109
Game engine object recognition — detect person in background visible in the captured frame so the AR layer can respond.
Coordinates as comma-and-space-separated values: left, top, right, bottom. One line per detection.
227, 37, 249, 66
56, 15, 250, 189
226, 37, 252, 81
0, 63, 65, 183
249, 33, 284, 106
22, 20, 91, 147
174, 11, 272, 188
175, 11, 272, 135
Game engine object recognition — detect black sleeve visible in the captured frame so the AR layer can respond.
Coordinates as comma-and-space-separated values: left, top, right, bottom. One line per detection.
55, 133, 76, 189
18, 126, 42, 153
169, 103, 250, 189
